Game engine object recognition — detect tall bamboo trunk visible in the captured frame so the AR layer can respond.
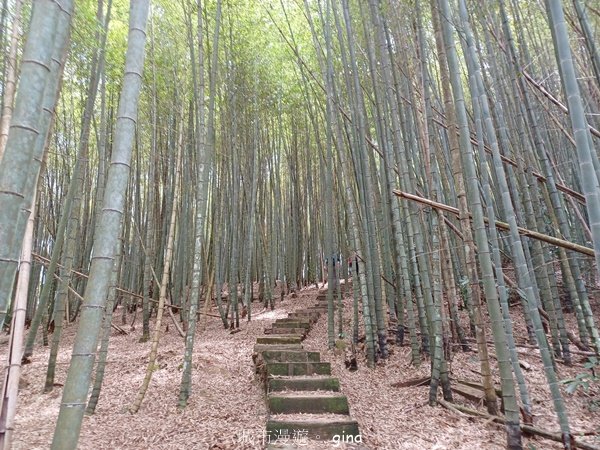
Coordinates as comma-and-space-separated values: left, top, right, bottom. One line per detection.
51, 2, 150, 446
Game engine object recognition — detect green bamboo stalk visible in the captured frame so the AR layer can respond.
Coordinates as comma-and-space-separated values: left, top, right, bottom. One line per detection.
0, 0, 73, 329
545, 0, 600, 356
438, 0, 522, 446
51, 2, 150, 446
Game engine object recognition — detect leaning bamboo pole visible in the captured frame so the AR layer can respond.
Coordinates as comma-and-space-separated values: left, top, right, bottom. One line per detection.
393, 190, 595, 257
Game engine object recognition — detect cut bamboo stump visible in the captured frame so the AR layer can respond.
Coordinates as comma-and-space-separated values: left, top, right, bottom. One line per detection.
252, 299, 360, 446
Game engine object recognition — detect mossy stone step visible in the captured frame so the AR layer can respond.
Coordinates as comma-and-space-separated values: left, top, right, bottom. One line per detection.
276, 317, 311, 322
271, 327, 308, 336
266, 416, 360, 441
268, 375, 340, 392
268, 392, 349, 414
254, 343, 303, 354
288, 312, 320, 323
317, 291, 340, 297
267, 362, 331, 376
289, 309, 320, 315
288, 307, 316, 320
256, 335, 304, 345
273, 319, 311, 329
315, 302, 336, 309
261, 350, 320, 364
317, 294, 340, 301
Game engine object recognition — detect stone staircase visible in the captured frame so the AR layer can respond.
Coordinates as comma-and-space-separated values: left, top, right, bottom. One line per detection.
253, 292, 360, 448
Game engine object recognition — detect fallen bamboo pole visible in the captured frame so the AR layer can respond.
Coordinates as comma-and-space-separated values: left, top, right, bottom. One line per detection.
393, 190, 595, 257
438, 399, 600, 450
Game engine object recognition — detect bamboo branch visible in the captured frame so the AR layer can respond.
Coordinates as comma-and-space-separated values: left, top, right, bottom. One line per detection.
33, 252, 221, 324
393, 190, 594, 257
47, 268, 127, 335
267, 3, 586, 209
427, 115, 586, 204
522, 70, 600, 139
32, 253, 144, 299
488, 26, 600, 141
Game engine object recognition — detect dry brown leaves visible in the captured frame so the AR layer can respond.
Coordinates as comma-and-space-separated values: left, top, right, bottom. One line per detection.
302, 287, 600, 450
8, 280, 600, 450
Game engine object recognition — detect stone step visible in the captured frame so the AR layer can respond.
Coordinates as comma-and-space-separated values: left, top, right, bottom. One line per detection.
256, 335, 304, 345
315, 302, 336, 309
288, 307, 318, 318
266, 414, 360, 441
261, 350, 320, 364
267, 361, 331, 376
316, 294, 341, 301
268, 392, 349, 414
307, 305, 327, 310
255, 350, 320, 376
271, 326, 308, 336
318, 289, 340, 295
273, 319, 311, 329
317, 293, 340, 299
290, 309, 319, 315
265, 440, 365, 450
254, 343, 303, 354
288, 312, 320, 323
268, 375, 340, 392
276, 317, 311, 322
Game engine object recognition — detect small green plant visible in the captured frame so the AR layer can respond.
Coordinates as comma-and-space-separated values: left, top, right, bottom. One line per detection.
561, 356, 599, 395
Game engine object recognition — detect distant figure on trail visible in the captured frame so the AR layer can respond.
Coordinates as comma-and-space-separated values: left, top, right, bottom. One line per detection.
348, 252, 359, 277
324, 253, 342, 290
324, 254, 341, 272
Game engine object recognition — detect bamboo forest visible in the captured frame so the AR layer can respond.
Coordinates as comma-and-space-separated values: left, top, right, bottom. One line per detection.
1, 0, 600, 448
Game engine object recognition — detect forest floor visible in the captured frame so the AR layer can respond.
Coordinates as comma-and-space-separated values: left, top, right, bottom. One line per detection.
8, 282, 600, 449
